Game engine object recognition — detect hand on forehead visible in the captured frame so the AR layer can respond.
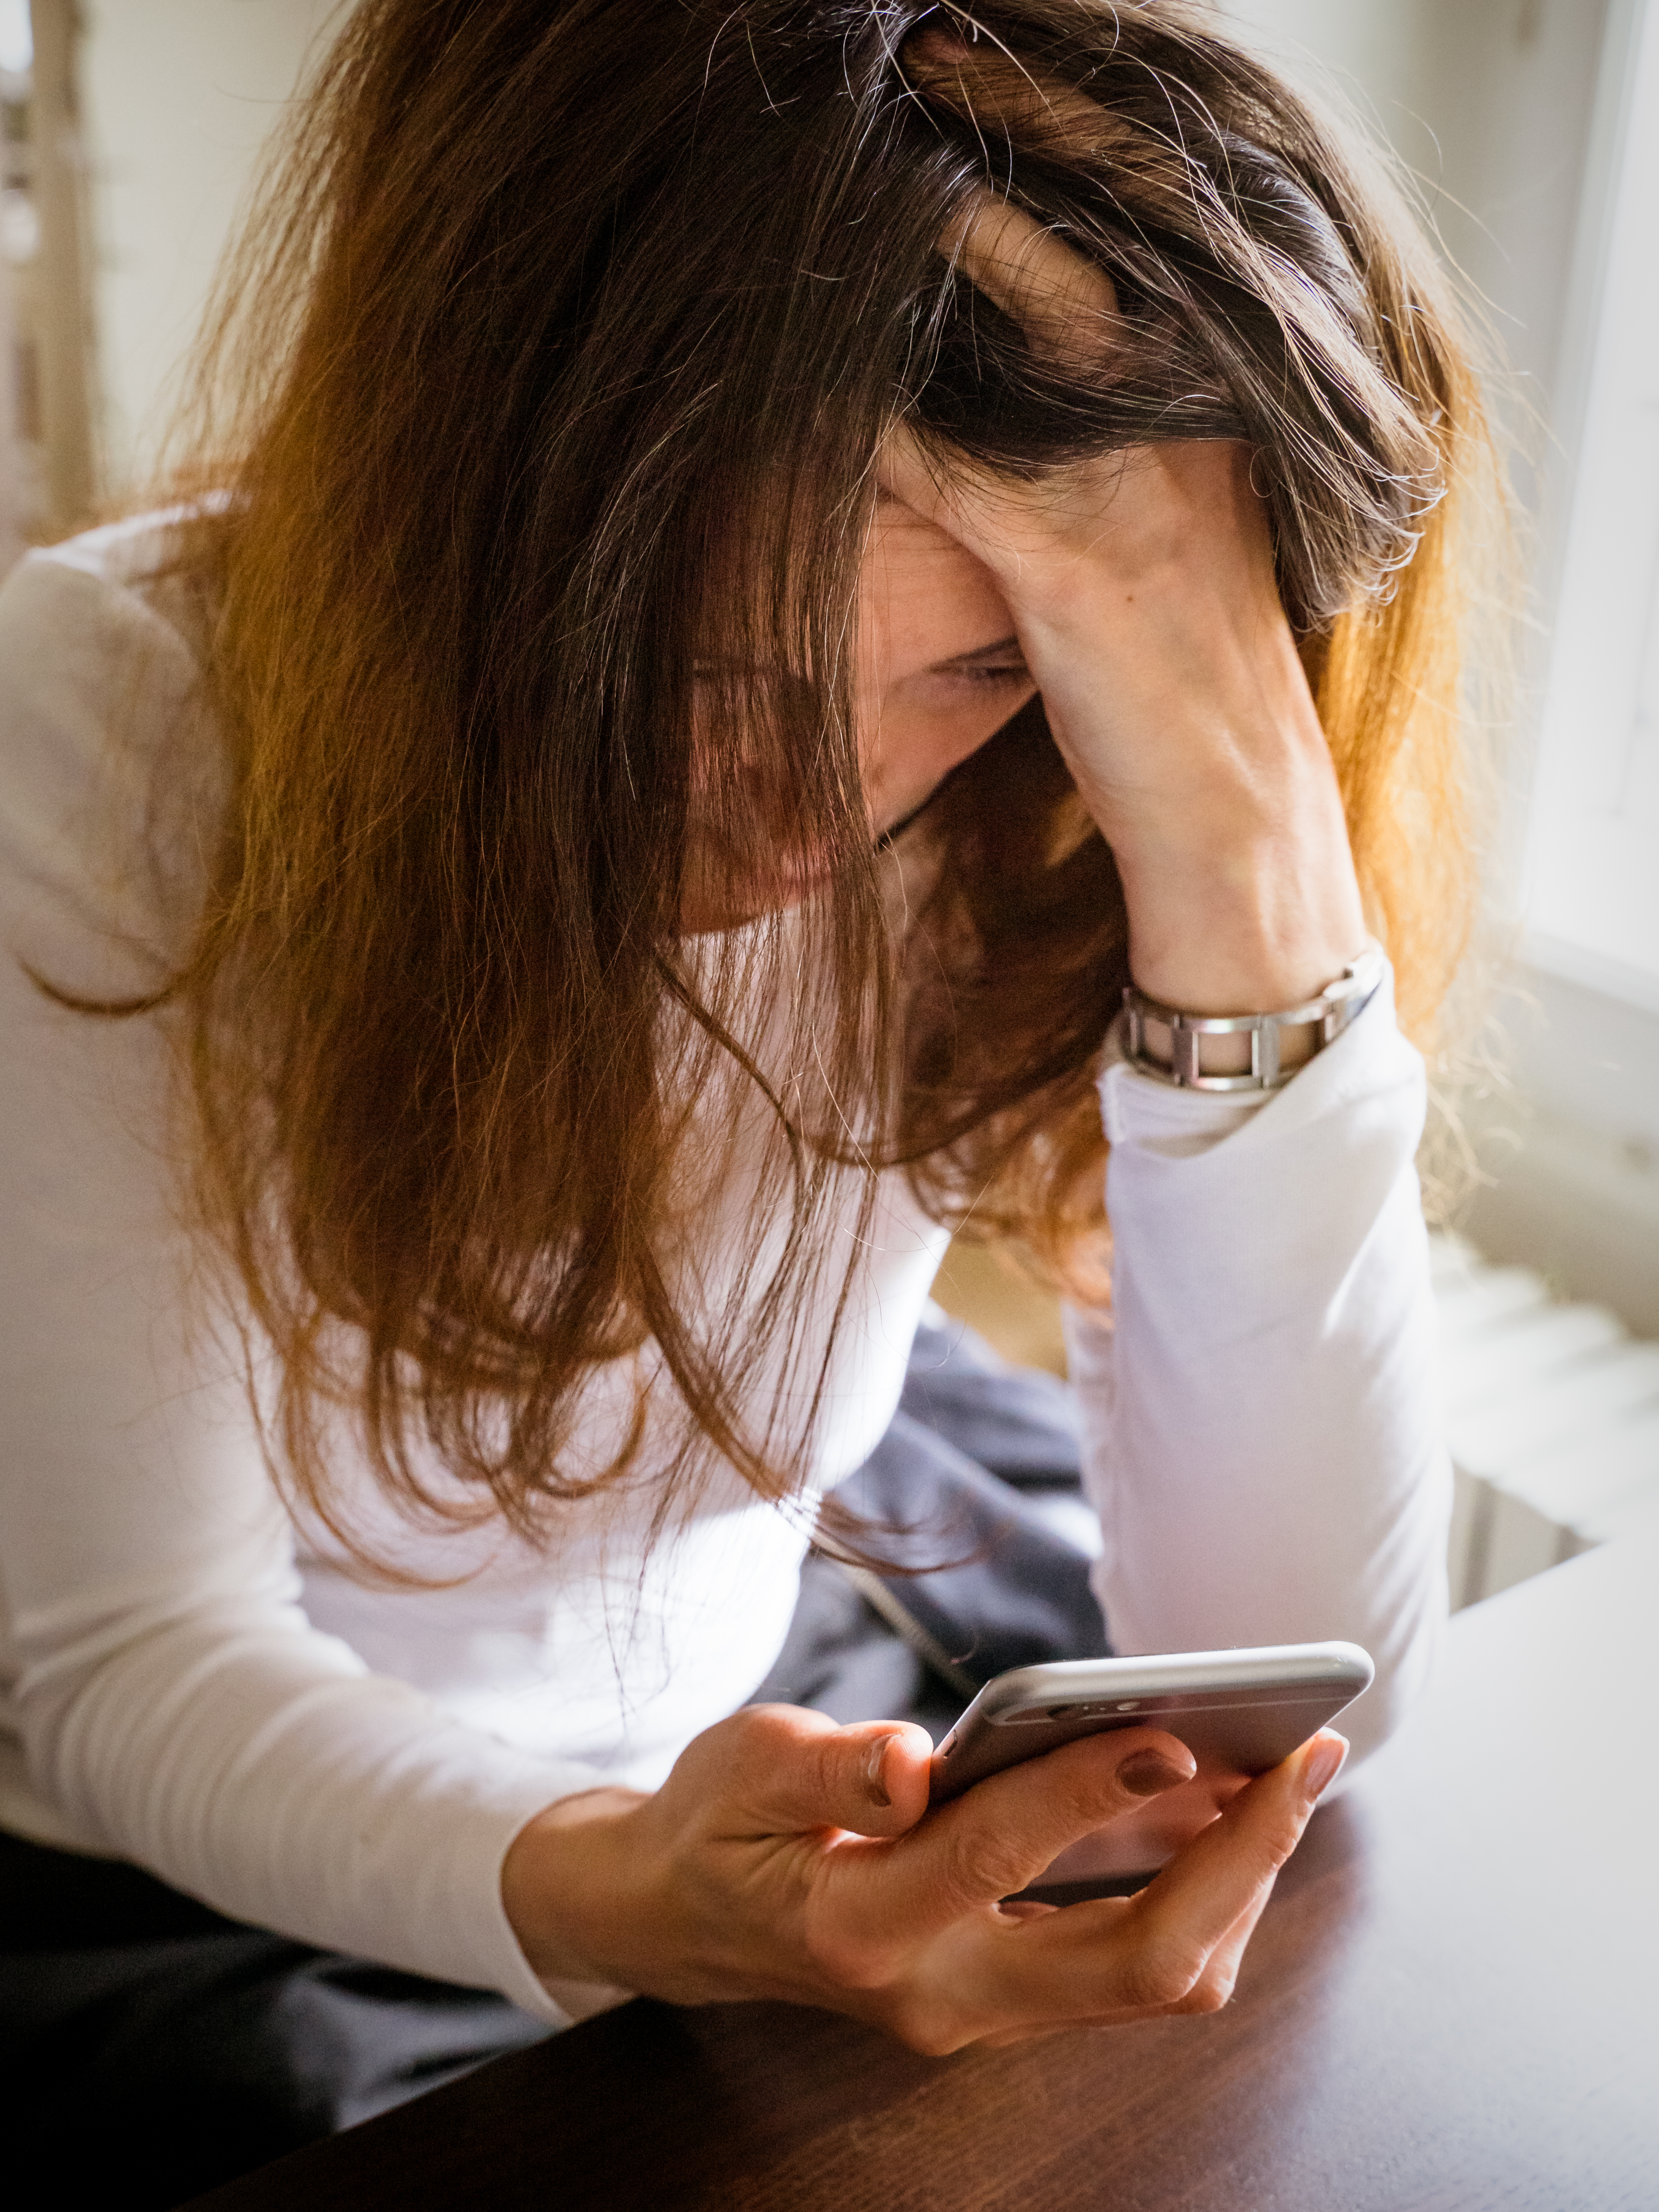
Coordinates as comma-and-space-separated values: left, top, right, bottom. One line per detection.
865, 489, 1016, 657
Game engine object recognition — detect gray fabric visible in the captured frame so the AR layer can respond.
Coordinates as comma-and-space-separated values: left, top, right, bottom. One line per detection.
0, 1828, 547, 2209
750, 1314, 1108, 1739
897, 1314, 1085, 1487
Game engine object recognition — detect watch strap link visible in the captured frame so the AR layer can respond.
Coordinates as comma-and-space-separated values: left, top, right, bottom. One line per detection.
1122, 944, 1386, 1093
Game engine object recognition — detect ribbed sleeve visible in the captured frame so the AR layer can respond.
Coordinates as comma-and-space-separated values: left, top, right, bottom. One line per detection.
0, 538, 621, 2022
1066, 982, 1451, 1762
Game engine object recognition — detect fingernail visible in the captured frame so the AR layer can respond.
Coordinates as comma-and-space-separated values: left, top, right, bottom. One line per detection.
1118, 1747, 1193, 1797
865, 1735, 895, 1809
1302, 1734, 1349, 1802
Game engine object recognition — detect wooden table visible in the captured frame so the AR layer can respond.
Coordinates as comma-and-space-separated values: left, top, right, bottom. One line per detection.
190, 1530, 1659, 2212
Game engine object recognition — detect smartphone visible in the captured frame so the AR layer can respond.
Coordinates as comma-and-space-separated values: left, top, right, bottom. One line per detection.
929, 1641, 1373, 1902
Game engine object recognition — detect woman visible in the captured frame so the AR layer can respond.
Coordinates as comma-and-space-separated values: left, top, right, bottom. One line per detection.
0, 0, 1479, 2197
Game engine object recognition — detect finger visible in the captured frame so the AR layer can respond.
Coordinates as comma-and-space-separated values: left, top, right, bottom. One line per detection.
1091, 1873, 1276, 2031
1176, 1882, 1273, 2010
941, 189, 1119, 365
954, 1731, 1340, 2030
705, 1705, 935, 1840
874, 412, 1033, 552
880, 1883, 1262, 2052
876, 413, 954, 523
1103, 1730, 1344, 1977
973, 1893, 1265, 2043
905, 30, 1122, 350
854, 1725, 1197, 1940
1121, 1879, 1276, 2022
905, 26, 1122, 172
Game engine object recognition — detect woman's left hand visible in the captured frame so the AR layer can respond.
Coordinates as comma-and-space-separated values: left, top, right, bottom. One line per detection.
881, 184, 1368, 1017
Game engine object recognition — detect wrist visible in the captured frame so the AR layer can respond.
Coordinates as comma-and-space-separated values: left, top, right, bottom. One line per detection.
1122, 897, 1368, 1017
1035, 671, 1366, 1010
501, 1786, 651, 1986
1110, 792, 1367, 1017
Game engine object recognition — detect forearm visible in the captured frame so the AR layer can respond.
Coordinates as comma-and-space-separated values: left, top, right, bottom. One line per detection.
1014, 446, 1369, 1015
13, 1553, 601, 2019
1069, 979, 1451, 1762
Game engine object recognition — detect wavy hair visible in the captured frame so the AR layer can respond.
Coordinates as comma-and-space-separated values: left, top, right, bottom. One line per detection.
73, 0, 1494, 1551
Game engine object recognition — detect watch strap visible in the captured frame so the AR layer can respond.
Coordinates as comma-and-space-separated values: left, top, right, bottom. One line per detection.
1121, 944, 1386, 1093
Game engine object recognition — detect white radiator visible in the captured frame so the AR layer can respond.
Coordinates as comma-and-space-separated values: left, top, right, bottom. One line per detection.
1434, 1233, 1659, 1606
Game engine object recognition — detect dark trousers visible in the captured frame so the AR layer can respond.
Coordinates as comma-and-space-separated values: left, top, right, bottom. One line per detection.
0, 1836, 549, 2207
0, 1315, 1104, 2207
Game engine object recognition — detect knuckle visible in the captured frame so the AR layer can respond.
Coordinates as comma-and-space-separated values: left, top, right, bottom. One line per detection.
938, 1824, 1031, 1907
1116, 1934, 1206, 2013
879, 1995, 969, 2058
736, 1703, 803, 1753
736, 1706, 847, 1800
801, 1917, 887, 1993
1244, 1811, 1307, 1886
1270, 1806, 1312, 1863
797, 1733, 842, 1807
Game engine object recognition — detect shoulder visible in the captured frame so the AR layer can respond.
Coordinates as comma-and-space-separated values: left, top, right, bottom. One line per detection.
0, 506, 218, 684
0, 510, 228, 984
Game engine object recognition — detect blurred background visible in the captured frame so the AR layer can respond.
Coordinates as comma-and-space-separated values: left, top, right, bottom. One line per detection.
2, 0, 1656, 1598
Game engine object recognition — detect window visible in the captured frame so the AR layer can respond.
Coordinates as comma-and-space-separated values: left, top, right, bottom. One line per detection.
1524, 0, 1659, 1009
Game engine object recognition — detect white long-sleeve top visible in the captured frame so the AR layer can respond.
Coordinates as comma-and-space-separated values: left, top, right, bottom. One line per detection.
0, 516, 1451, 2025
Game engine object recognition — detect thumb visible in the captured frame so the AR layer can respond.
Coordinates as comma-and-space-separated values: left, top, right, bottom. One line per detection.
713, 1706, 935, 1839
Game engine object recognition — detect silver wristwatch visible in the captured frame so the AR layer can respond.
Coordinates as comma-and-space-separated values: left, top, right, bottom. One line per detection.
1122, 944, 1386, 1093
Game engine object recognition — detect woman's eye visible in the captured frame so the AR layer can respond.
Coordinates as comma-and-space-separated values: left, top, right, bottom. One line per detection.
955, 661, 1030, 687
924, 656, 1031, 688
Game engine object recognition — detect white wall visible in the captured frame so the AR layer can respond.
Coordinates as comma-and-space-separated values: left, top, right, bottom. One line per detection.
81, 0, 341, 495
1471, 967, 1659, 1334
1224, 0, 1609, 434
1221, 0, 1431, 134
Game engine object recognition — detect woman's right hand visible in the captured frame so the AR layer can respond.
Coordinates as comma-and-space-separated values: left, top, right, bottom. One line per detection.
501, 1704, 1346, 2052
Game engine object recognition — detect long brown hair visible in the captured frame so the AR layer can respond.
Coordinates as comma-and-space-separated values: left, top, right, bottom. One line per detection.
73, 0, 1494, 1550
